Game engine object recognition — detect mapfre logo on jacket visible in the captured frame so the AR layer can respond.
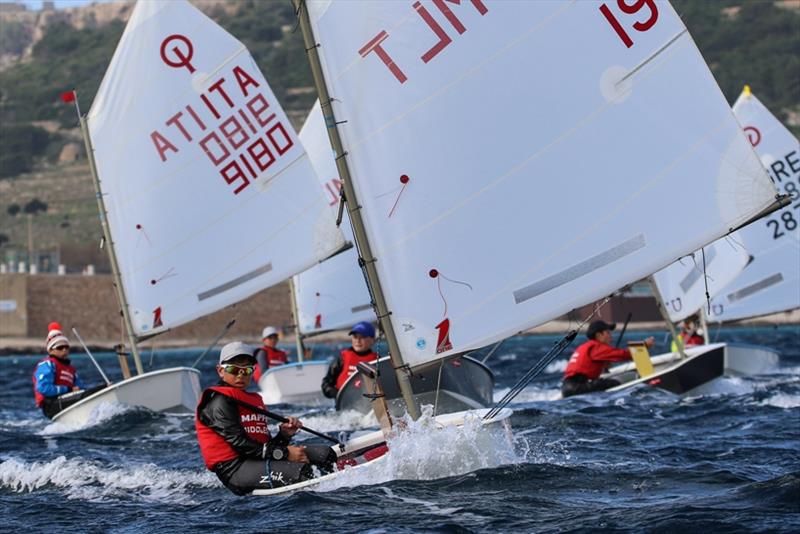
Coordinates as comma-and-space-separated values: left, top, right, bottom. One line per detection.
195, 386, 270, 470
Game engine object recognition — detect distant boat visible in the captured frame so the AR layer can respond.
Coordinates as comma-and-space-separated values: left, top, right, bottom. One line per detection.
708, 86, 800, 323
56, 0, 345, 426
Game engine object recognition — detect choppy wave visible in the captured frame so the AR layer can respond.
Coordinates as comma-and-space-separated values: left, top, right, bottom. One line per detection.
0, 455, 218, 503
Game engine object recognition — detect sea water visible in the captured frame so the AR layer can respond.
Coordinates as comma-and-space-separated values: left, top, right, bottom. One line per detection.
1, 326, 798, 532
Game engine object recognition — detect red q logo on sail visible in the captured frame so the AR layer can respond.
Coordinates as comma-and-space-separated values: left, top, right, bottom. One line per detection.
743, 126, 761, 147
160, 34, 196, 74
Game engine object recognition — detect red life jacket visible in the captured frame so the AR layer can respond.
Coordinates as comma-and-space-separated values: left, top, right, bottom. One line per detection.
32, 356, 77, 407
564, 339, 631, 380
335, 347, 378, 390
253, 346, 289, 381
195, 386, 270, 470
679, 331, 704, 347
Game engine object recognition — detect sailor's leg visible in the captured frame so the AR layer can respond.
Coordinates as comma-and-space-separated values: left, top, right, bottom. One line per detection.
226, 459, 312, 492
585, 377, 621, 393
304, 444, 337, 473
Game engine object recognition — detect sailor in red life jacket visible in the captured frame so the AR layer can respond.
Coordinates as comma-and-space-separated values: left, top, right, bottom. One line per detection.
561, 320, 655, 398
196, 341, 336, 495
321, 321, 378, 399
670, 315, 705, 353
32, 322, 106, 419
252, 326, 289, 382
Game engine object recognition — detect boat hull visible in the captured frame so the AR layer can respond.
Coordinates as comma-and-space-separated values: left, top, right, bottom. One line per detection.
251, 407, 513, 496
336, 355, 494, 416
604, 342, 779, 395
258, 361, 331, 406
51, 367, 202, 425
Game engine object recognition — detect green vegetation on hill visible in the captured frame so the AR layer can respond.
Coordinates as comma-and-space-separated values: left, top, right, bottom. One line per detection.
673, 0, 800, 128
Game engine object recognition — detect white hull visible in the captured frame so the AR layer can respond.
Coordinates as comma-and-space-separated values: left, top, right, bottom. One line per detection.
251, 407, 514, 496
605, 343, 779, 395
258, 361, 330, 406
52, 367, 202, 426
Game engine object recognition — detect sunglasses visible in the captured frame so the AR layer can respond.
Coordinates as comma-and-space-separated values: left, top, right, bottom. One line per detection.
53, 345, 70, 351
222, 364, 255, 376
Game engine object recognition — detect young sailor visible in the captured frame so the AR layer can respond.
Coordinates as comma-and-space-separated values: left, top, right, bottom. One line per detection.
32, 322, 104, 419
670, 315, 705, 352
253, 326, 288, 382
321, 321, 379, 399
561, 320, 655, 398
196, 341, 336, 495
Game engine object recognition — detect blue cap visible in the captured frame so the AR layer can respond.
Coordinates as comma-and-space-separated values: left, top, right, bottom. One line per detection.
348, 321, 376, 338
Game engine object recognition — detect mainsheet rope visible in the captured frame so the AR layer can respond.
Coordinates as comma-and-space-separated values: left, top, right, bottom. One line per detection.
483, 296, 611, 420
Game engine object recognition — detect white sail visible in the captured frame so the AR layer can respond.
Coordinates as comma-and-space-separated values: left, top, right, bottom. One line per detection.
651, 233, 750, 323
87, 0, 344, 336
294, 103, 376, 335
708, 87, 800, 322
306, 1, 777, 367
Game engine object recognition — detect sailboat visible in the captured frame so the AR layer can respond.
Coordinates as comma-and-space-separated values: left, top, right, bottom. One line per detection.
259, 102, 495, 414
53, 0, 347, 426
248, 0, 783, 496
600, 233, 779, 395
707, 86, 800, 323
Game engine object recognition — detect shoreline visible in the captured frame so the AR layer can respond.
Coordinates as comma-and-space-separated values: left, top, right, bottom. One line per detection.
3, 316, 797, 356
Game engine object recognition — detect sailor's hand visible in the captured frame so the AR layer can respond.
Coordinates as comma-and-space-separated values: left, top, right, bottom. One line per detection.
287, 445, 308, 463
279, 416, 302, 437
71, 386, 81, 392
644, 336, 655, 348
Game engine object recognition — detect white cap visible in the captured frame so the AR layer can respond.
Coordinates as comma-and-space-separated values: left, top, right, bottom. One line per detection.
219, 341, 256, 364
46, 322, 70, 352
261, 326, 279, 339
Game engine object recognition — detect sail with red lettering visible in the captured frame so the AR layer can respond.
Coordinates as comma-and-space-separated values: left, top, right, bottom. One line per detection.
293, 102, 376, 335
651, 233, 750, 323
708, 87, 800, 322
305, 0, 777, 367
87, 0, 344, 336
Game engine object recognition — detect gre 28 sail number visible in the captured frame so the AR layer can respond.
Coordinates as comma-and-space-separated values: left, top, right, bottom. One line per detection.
764, 149, 800, 240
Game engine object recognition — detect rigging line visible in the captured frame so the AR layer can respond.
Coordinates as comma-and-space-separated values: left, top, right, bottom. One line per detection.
484, 297, 610, 420
434, 360, 444, 416
701, 247, 711, 314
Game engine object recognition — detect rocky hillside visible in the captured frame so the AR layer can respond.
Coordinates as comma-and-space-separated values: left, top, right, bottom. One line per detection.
0, 0, 798, 271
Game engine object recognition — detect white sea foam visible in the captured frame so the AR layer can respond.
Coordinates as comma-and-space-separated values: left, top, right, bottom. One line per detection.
760, 393, 800, 409
494, 385, 562, 403
545, 359, 568, 374
312, 407, 520, 493
39, 402, 135, 435
0, 455, 218, 502
296, 409, 378, 434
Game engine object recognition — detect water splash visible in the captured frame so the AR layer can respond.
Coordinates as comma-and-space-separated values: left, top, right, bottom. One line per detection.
312, 406, 520, 493
39, 402, 136, 435
0, 455, 218, 502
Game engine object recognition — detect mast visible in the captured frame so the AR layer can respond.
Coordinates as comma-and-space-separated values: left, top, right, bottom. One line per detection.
78, 112, 143, 374
698, 306, 711, 344
293, 0, 421, 420
647, 276, 686, 359
288, 278, 307, 363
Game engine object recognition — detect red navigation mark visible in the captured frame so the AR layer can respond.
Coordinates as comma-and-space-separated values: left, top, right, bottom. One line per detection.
388, 174, 410, 218
153, 307, 164, 328
160, 34, 196, 74
435, 318, 453, 354
743, 126, 761, 147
